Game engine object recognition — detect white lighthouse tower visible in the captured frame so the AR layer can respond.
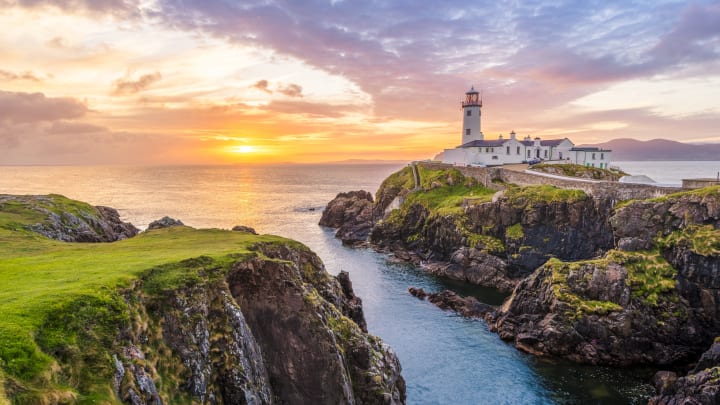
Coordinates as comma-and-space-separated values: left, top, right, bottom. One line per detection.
461, 86, 483, 142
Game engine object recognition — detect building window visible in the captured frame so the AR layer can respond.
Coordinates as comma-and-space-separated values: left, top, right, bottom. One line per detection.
492, 155, 498, 160
517, 146, 520, 154
466, 128, 471, 136
467, 110, 471, 116
527, 150, 531, 158
592, 153, 596, 159
506, 146, 510, 155
544, 150, 548, 158
601, 153, 604, 159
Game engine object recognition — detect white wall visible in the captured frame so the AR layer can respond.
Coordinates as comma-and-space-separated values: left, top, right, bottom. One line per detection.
569, 150, 612, 168
461, 105, 482, 143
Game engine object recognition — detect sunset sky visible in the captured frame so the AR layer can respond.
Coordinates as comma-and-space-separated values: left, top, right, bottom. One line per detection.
1, 0, 719, 164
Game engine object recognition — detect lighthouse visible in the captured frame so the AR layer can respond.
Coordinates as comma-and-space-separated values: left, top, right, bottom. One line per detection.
461, 86, 483, 142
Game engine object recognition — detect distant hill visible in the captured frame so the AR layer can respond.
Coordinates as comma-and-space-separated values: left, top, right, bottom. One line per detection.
584, 138, 720, 161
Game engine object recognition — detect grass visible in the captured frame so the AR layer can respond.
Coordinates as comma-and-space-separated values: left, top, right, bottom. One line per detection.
0, 195, 295, 401
657, 224, 720, 256
505, 223, 524, 240
530, 163, 627, 181
545, 258, 623, 318
616, 185, 720, 210
546, 249, 678, 317
503, 185, 588, 207
375, 166, 415, 201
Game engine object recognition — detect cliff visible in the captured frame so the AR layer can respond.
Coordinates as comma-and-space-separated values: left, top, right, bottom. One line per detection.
321, 166, 720, 384
0, 195, 404, 404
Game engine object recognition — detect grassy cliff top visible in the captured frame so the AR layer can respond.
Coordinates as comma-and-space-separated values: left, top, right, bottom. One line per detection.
0, 195, 294, 395
530, 163, 627, 181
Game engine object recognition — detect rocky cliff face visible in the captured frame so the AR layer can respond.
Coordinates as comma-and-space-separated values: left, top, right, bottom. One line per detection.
488, 187, 720, 366
367, 174, 614, 291
649, 341, 720, 405
112, 244, 405, 404
322, 166, 720, 374
319, 190, 375, 245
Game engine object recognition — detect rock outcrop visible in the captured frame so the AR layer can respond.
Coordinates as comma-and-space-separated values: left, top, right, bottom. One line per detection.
650, 341, 720, 404
0, 194, 138, 242
232, 225, 258, 234
369, 177, 614, 291
409, 287, 493, 318
147, 216, 184, 230
109, 244, 405, 404
319, 190, 375, 245
484, 188, 720, 366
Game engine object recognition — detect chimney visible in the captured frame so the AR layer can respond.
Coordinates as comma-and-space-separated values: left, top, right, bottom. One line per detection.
499, 134, 504, 141
510, 131, 516, 140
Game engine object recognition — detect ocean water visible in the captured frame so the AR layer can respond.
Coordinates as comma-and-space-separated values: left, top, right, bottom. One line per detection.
615, 161, 720, 185
0, 162, 696, 404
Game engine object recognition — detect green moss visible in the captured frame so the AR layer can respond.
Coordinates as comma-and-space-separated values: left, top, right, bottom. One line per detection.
607, 250, 677, 306
505, 223, 524, 240
375, 166, 415, 200
617, 185, 720, 210
545, 258, 622, 318
400, 167, 495, 215
657, 224, 720, 256
503, 185, 588, 206
531, 163, 627, 181
467, 233, 505, 254
0, 195, 298, 402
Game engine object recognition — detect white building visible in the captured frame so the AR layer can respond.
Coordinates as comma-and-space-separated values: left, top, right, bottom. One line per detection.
442, 87, 612, 168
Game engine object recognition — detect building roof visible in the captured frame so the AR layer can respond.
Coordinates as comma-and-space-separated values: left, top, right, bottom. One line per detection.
460, 139, 505, 148
540, 139, 571, 147
570, 147, 612, 152
460, 138, 574, 148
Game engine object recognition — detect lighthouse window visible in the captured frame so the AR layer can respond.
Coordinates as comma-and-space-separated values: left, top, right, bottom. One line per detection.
467, 110, 471, 116
466, 128, 471, 135
517, 146, 520, 154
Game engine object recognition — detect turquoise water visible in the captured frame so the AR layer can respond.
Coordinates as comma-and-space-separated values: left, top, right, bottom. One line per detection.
0, 164, 660, 404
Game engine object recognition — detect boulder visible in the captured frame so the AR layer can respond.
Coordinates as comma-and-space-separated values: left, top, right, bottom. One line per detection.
319, 190, 374, 245
231, 225, 257, 234
147, 216, 184, 230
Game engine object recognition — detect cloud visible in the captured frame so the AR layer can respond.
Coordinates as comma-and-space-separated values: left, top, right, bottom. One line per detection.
253, 79, 272, 93
0, 69, 41, 82
277, 83, 303, 98
263, 100, 357, 118
0, 91, 87, 123
112, 71, 162, 95
1, 0, 141, 18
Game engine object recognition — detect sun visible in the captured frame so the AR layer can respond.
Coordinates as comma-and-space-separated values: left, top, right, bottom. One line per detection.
232, 145, 256, 154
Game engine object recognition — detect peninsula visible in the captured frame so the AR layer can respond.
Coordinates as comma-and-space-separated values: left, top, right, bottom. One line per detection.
0, 194, 405, 404
321, 162, 720, 404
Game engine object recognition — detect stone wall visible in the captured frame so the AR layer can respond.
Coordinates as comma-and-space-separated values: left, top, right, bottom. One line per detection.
682, 178, 720, 189
417, 162, 683, 201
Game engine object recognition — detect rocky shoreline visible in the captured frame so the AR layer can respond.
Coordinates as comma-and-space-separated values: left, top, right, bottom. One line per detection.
320, 163, 720, 404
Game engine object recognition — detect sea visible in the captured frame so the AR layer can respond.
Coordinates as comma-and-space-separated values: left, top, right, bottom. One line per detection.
1, 161, 718, 404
